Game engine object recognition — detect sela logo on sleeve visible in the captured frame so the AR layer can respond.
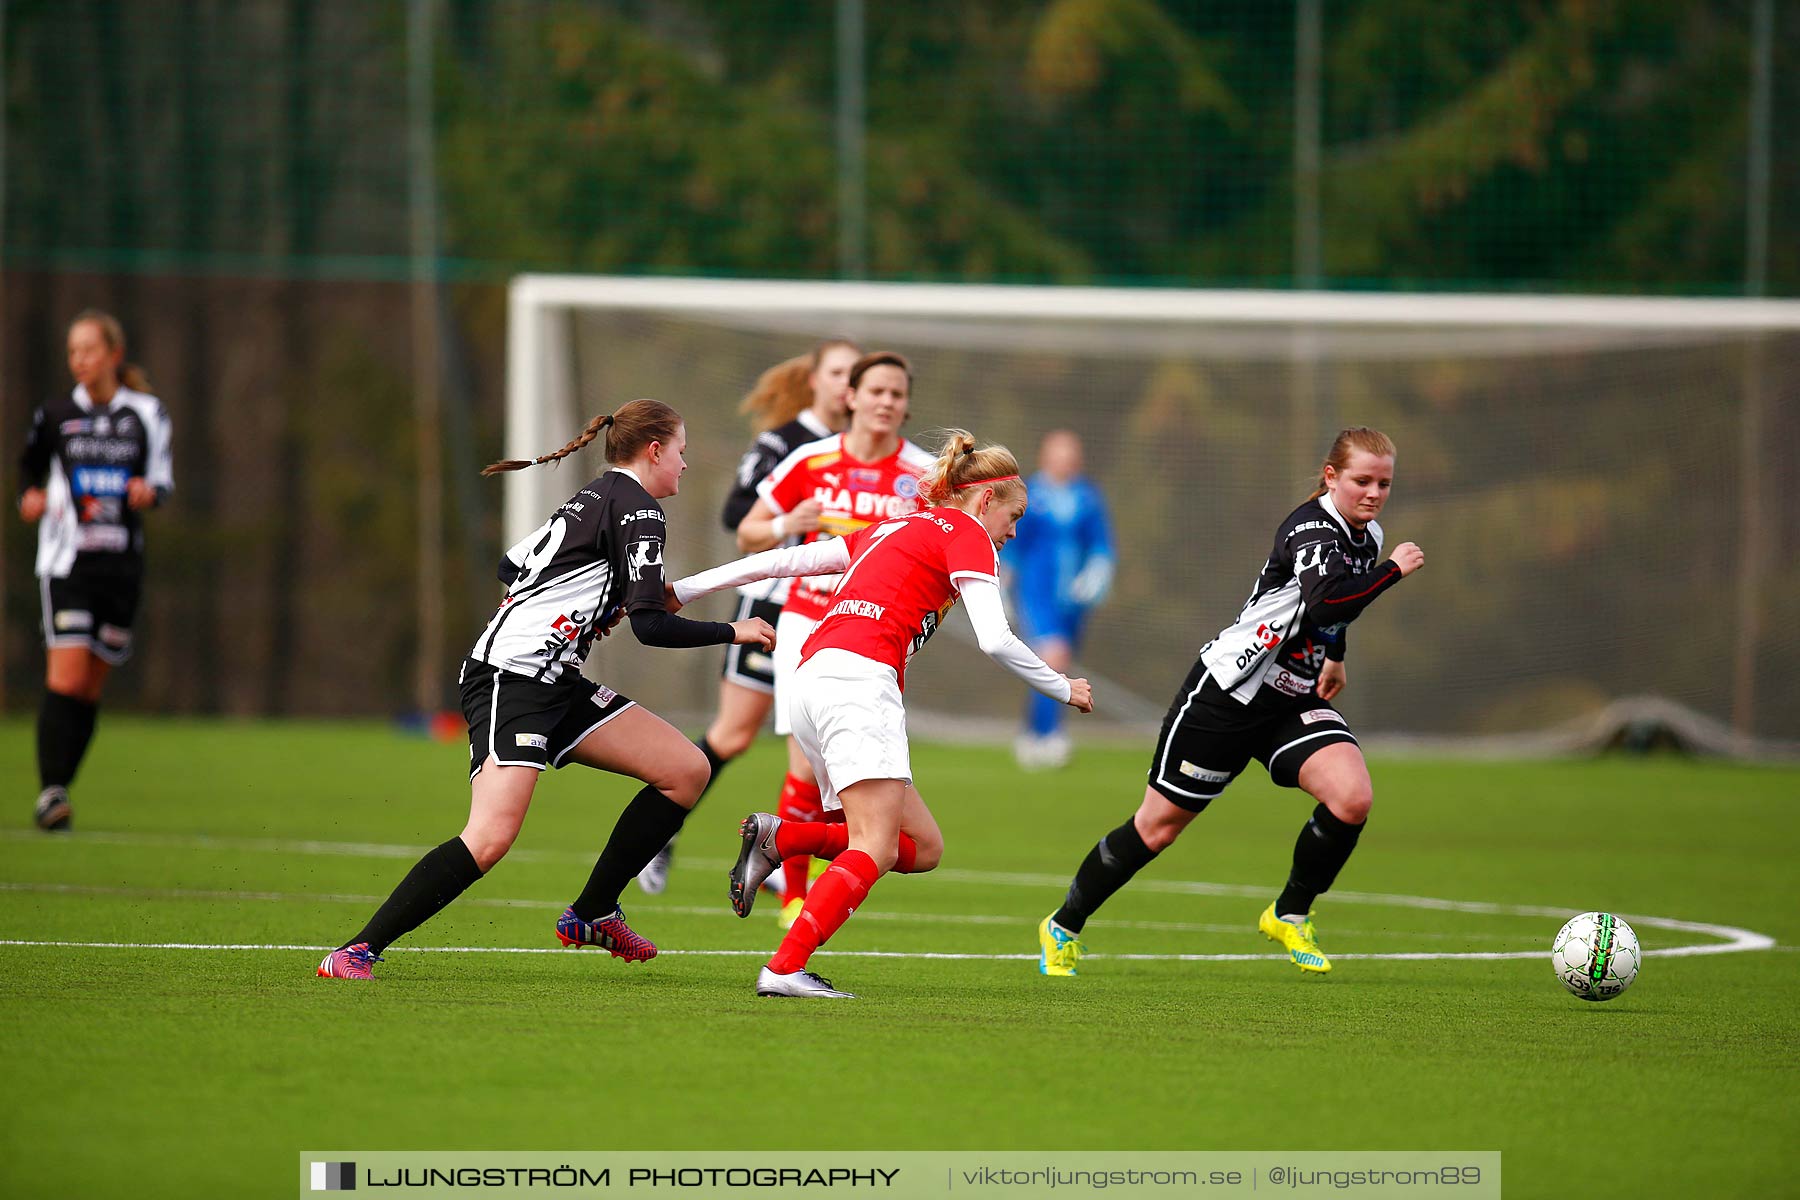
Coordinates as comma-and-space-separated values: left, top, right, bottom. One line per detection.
626, 537, 663, 581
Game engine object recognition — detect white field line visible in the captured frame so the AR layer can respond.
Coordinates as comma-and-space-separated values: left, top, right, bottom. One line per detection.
0, 830, 1774, 960
0, 939, 1761, 964
0, 881, 1524, 941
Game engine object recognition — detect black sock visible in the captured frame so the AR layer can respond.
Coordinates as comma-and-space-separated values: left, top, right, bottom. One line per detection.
37, 690, 98, 790
347, 837, 484, 954
691, 736, 730, 803
1052, 817, 1160, 934
571, 786, 690, 920
1275, 803, 1365, 917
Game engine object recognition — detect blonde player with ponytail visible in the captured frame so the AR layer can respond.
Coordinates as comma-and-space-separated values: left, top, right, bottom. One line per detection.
670, 429, 1093, 998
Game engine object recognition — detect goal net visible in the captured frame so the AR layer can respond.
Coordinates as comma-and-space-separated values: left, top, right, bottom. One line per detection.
506, 277, 1800, 756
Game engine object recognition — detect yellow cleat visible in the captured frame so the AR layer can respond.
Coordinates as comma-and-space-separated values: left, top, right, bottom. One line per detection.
1038, 914, 1085, 977
777, 896, 805, 930
1259, 903, 1331, 973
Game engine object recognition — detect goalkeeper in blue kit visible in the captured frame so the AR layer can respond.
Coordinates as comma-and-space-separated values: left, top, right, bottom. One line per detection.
1005, 430, 1114, 769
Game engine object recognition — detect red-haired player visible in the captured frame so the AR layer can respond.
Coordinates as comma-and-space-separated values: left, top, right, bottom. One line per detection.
672, 430, 1094, 998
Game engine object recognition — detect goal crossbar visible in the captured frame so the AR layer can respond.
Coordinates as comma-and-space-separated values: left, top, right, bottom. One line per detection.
505, 274, 1800, 544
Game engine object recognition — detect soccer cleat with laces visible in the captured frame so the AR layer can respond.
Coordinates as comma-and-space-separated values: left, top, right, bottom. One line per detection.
556, 905, 657, 962
636, 838, 675, 895
317, 942, 382, 980
34, 786, 72, 832
755, 965, 856, 999
1038, 914, 1085, 977
1259, 903, 1331, 973
728, 812, 783, 918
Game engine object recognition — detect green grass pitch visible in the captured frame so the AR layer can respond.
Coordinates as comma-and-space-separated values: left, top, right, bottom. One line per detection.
2, 718, 1796, 1197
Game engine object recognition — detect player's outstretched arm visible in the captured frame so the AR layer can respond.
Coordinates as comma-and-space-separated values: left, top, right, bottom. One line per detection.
961, 578, 1085, 708
672, 539, 852, 607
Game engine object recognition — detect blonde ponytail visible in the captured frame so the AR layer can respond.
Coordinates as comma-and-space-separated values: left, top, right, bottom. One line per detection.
919, 428, 1025, 508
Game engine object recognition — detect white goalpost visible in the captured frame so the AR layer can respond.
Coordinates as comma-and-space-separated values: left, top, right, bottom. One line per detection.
505, 275, 1800, 754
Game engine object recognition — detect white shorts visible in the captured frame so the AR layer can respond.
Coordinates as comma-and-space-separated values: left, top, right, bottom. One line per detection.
789, 648, 911, 813
771, 609, 819, 736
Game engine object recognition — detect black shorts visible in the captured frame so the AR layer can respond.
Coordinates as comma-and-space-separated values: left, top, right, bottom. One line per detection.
720, 594, 780, 693
459, 658, 636, 779
1146, 659, 1358, 812
40, 564, 143, 664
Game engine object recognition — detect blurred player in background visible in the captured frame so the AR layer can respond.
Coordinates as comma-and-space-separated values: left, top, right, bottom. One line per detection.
16, 310, 174, 832
317, 400, 775, 981
1006, 429, 1114, 770
732, 352, 933, 926
1037, 427, 1424, 978
635, 338, 859, 896
673, 430, 1093, 997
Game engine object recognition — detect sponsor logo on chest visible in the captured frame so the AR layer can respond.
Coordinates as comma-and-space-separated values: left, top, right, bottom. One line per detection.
812, 486, 915, 520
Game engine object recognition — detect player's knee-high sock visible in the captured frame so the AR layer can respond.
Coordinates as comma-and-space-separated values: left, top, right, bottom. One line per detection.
690, 736, 730, 803
1027, 689, 1063, 738
36, 690, 98, 790
776, 773, 823, 899
1051, 817, 1159, 933
776, 823, 921, 873
766, 849, 880, 974
346, 837, 484, 954
1275, 803, 1365, 917
571, 785, 689, 919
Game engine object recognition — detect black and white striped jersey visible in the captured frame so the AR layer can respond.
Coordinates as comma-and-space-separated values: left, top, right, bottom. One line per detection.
17, 385, 175, 579
1198, 491, 1403, 704
719, 409, 833, 604
471, 468, 728, 683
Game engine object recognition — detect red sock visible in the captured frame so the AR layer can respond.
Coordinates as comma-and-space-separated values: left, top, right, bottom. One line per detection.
774, 824, 918, 871
776, 774, 823, 900
767, 849, 880, 975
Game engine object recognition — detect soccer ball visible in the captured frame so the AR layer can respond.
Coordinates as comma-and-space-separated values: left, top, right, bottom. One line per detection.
1551, 911, 1640, 1001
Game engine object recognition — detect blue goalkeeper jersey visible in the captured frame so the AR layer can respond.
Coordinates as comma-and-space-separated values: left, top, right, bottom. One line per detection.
1006, 473, 1114, 639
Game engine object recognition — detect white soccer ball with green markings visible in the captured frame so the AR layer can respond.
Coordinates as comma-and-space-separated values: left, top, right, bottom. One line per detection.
1551, 911, 1640, 1001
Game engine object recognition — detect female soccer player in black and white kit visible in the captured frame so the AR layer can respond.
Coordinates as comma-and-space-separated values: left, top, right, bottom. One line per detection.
17, 310, 174, 831
318, 399, 775, 980
1037, 427, 1424, 977
635, 339, 858, 894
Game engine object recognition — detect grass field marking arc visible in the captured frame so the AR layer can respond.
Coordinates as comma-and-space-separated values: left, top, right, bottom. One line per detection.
0, 880, 1578, 942
0, 824, 1773, 959
0, 938, 1770, 963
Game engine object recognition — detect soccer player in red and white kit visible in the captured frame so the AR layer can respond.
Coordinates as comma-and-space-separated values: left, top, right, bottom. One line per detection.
733, 352, 933, 923
672, 431, 1094, 998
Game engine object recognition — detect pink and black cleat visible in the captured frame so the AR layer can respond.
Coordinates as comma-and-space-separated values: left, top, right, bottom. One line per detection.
317, 942, 382, 980
556, 905, 657, 962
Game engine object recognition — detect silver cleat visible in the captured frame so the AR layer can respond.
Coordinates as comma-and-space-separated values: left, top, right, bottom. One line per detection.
636, 838, 675, 895
729, 812, 783, 918
755, 966, 856, 999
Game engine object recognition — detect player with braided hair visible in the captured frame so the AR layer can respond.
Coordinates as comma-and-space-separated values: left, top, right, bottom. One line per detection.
670, 429, 1093, 998
318, 399, 775, 980
634, 338, 859, 896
